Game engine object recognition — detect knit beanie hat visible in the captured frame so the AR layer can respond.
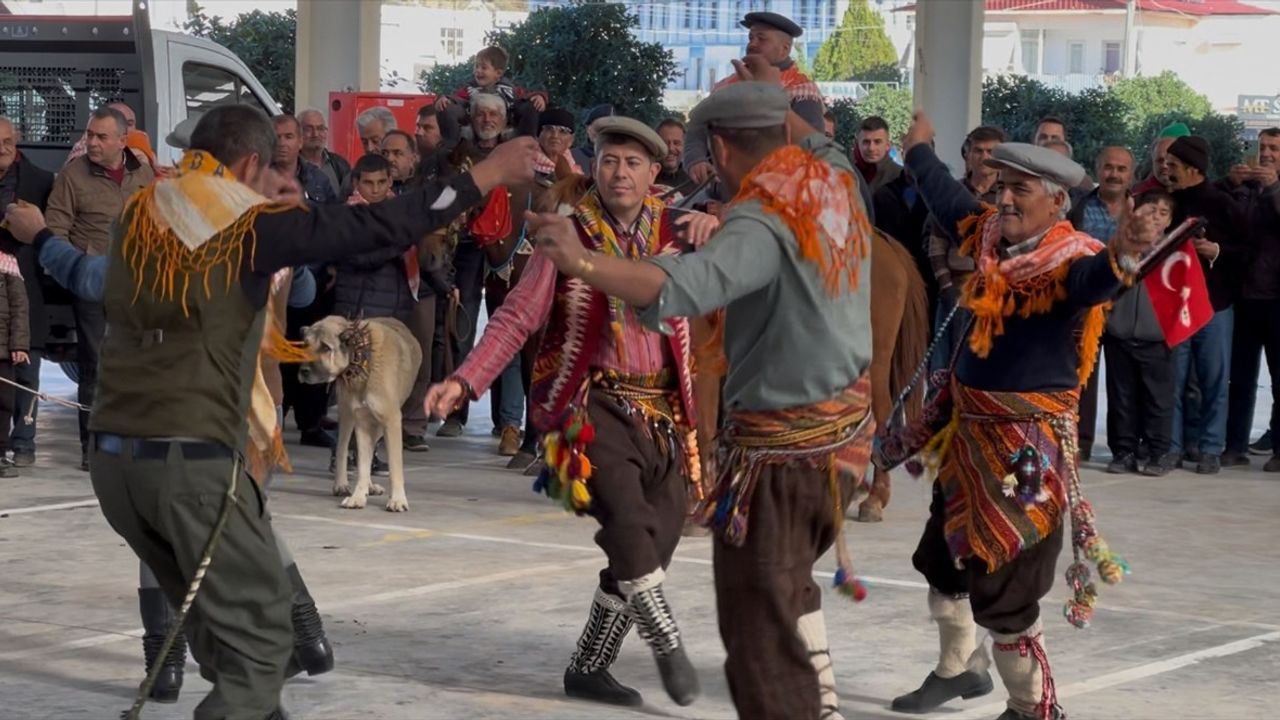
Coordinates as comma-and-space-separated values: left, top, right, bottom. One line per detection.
1159, 122, 1191, 139
1168, 135, 1210, 175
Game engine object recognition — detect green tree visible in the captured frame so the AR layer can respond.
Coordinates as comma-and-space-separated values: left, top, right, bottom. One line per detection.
825, 85, 913, 151
980, 75, 1127, 166
1109, 71, 1214, 136
185, 4, 297, 113
418, 62, 476, 99
421, 3, 678, 132
812, 0, 899, 82
980, 74, 1245, 178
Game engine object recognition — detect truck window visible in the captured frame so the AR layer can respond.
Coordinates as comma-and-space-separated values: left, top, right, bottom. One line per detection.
182, 62, 267, 119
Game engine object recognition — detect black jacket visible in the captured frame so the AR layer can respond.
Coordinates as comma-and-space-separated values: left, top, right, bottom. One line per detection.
873, 171, 937, 308
1215, 176, 1280, 301
1171, 181, 1248, 311
0, 154, 54, 349
333, 246, 417, 323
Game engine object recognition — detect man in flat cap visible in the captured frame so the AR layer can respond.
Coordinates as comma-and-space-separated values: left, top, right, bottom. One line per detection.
683, 9, 824, 192
527, 62, 878, 719
888, 112, 1158, 720
427, 115, 719, 710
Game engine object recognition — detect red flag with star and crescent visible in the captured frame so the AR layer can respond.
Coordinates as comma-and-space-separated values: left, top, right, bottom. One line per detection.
1143, 239, 1214, 348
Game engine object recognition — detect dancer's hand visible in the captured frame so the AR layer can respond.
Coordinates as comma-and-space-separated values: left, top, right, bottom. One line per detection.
525, 210, 589, 275
674, 210, 720, 249
688, 161, 715, 184
902, 111, 936, 154
425, 379, 465, 418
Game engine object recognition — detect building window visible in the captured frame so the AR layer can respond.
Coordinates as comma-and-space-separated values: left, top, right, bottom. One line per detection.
1104, 41, 1122, 74
1068, 41, 1085, 74
827, 0, 836, 27
1020, 29, 1040, 74
683, 4, 691, 29
441, 27, 463, 58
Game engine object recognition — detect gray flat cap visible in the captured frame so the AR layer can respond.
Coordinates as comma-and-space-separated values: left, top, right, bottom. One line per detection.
689, 82, 789, 130
165, 115, 200, 150
985, 142, 1086, 189
594, 116, 667, 160
741, 11, 803, 38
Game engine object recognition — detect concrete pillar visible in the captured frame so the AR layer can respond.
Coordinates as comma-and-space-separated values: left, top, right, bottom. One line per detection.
912, 0, 984, 176
294, 0, 382, 113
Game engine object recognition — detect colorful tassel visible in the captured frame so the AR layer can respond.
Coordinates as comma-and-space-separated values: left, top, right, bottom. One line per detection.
832, 566, 868, 602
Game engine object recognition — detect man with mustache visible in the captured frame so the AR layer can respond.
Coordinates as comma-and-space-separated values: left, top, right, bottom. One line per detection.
1164, 135, 1248, 475
1133, 123, 1190, 195
525, 72, 879, 720
427, 117, 716, 709
888, 112, 1157, 720
1071, 147, 1175, 476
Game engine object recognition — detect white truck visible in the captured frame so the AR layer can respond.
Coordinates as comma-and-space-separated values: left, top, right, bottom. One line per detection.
0, 0, 280, 375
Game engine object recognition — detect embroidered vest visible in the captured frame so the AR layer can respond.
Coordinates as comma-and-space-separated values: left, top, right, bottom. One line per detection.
528, 211, 696, 433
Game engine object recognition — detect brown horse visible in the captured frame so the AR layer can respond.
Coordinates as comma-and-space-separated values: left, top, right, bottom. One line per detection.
688, 229, 930, 523
856, 230, 929, 521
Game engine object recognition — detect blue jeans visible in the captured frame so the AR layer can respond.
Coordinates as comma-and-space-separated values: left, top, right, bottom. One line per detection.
490, 356, 524, 429
1172, 308, 1233, 455
10, 349, 40, 453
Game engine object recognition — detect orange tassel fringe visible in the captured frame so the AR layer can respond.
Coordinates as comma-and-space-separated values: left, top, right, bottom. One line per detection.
731, 145, 870, 297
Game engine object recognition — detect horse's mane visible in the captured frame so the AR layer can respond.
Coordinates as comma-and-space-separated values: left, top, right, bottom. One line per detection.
537, 156, 593, 215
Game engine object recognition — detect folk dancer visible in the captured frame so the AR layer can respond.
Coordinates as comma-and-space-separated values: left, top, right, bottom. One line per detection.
426, 117, 714, 708
5, 105, 535, 719
888, 113, 1155, 720
528, 75, 879, 720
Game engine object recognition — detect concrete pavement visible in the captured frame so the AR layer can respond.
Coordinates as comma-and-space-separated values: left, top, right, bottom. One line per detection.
0, 374, 1277, 719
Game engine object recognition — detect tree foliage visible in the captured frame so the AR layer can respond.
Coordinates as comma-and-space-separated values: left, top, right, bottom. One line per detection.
420, 2, 679, 131
979, 74, 1244, 177
1108, 71, 1214, 136
812, 0, 900, 82
419, 62, 476, 99
184, 4, 297, 113
826, 85, 914, 151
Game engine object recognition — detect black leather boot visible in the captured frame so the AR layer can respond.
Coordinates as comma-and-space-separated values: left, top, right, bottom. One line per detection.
629, 580, 699, 706
137, 588, 186, 703
891, 670, 994, 713
286, 563, 334, 676
563, 588, 642, 706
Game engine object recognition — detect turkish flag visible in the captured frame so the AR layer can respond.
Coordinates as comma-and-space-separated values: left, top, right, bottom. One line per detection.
1142, 239, 1214, 348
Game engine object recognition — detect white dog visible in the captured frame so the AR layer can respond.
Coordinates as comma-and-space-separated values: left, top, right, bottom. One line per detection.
298, 315, 422, 512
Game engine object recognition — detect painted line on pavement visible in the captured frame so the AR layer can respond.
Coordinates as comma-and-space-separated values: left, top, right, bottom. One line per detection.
0, 498, 100, 516
324, 558, 601, 611
941, 630, 1280, 719
0, 626, 142, 662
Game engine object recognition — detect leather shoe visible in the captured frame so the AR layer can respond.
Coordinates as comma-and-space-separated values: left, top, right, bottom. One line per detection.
891, 670, 993, 713
563, 667, 642, 707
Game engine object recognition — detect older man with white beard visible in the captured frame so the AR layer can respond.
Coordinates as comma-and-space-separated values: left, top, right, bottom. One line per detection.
435, 92, 517, 438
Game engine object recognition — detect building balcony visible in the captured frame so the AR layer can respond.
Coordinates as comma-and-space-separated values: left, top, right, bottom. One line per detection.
986, 71, 1119, 94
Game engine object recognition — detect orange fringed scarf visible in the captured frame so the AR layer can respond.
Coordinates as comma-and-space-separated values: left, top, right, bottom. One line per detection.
731, 144, 871, 296
246, 271, 317, 483
958, 207, 1109, 385
121, 150, 297, 315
